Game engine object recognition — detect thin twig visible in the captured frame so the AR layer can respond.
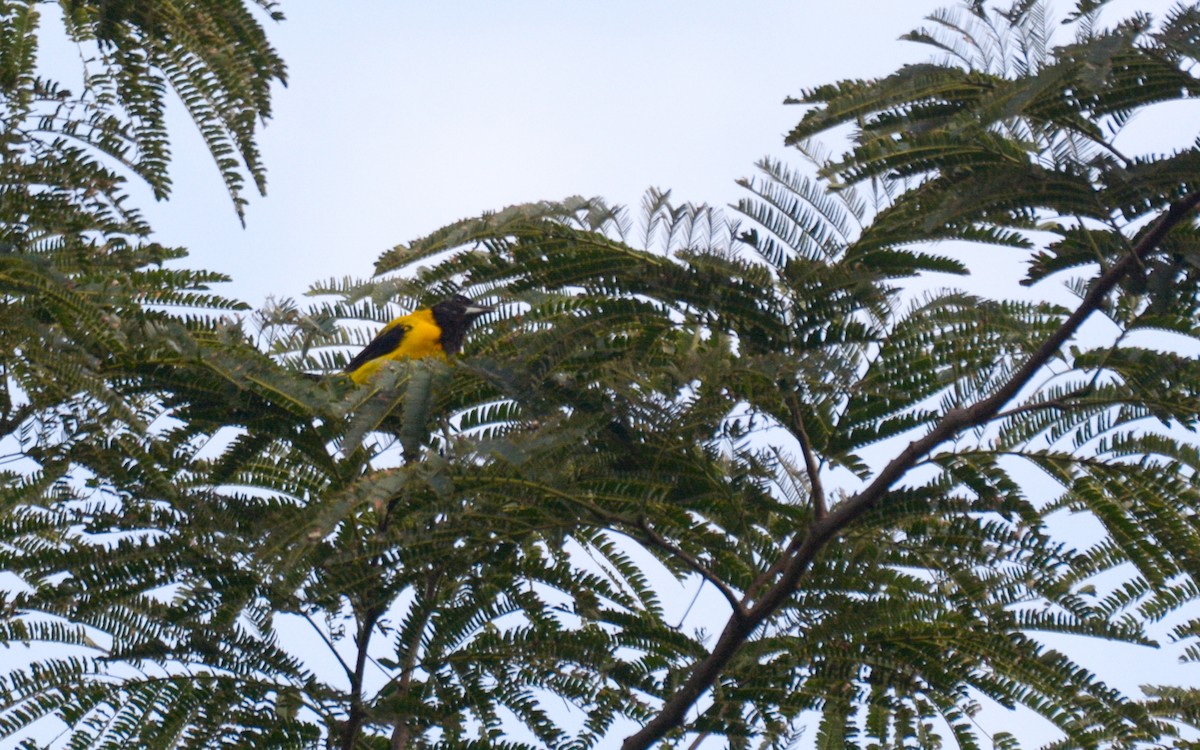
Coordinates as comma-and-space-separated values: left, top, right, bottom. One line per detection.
787, 390, 828, 519
685, 732, 711, 750
637, 517, 749, 622
673, 581, 706, 630
302, 612, 354, 684
990, 384, 1093, 421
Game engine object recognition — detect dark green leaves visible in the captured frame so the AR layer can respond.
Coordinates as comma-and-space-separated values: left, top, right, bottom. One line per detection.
58, 0, 286, 217
5, 1, 1200, 748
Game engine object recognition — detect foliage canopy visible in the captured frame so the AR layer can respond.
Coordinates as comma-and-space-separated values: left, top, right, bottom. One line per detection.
2, 1, 1200, 749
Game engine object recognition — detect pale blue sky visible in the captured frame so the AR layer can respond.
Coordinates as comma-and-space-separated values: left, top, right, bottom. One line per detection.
131, 0, 1195, 306
135, 1, 962, 303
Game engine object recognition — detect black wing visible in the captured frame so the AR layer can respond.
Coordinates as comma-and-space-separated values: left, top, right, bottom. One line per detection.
344, 323, 410, 373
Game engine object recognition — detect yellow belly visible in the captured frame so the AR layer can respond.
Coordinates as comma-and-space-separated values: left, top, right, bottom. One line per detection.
348, 311, 447, 384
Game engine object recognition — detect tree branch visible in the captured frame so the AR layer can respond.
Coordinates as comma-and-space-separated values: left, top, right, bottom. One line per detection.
341, 603, 384, 750
303, 612, 354, 685
390, 571, 441, 750
635, 517, 749, 622
619, 191, 1200, 750
685, 732, 711, 750
786, 390, 827, 519
989, 383, 1093, 421
0, 403, 33, 436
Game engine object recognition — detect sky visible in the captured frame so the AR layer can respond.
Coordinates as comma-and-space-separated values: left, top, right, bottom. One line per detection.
132, 0, 965, 305
30, 1, 1200, 748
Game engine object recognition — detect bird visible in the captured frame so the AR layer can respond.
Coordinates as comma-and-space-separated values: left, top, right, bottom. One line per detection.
343, 294, 494, 384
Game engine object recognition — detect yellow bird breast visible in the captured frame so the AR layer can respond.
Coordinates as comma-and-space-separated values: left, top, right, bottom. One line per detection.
346, 309, 447, 384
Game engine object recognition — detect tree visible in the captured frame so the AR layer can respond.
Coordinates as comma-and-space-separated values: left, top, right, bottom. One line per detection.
2, 1, 1200, 749
0, 0, 289, 745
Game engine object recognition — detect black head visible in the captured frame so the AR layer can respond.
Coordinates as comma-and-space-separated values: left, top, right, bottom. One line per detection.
430, 294, 494, 354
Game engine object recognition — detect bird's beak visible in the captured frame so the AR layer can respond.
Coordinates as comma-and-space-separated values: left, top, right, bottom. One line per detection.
465, 302, 495, 315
